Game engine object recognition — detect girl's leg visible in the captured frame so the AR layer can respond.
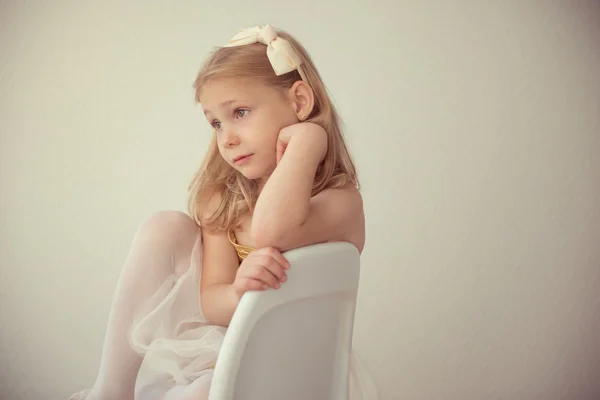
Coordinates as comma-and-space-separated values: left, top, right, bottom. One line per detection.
70, 211, 200, 400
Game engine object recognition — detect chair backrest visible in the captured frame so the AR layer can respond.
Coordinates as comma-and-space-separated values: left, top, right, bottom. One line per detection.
208, 242, 360, 400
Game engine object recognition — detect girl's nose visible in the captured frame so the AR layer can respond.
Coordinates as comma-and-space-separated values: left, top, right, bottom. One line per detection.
220, 127, 240, 148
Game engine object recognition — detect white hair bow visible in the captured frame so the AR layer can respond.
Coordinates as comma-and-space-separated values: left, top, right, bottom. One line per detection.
223, 25, 307, 81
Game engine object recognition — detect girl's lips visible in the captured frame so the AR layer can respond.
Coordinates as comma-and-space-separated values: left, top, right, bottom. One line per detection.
233, 154, 253, 164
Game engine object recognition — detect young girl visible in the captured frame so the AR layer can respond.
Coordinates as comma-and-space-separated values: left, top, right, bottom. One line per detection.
70, 24, 377, 400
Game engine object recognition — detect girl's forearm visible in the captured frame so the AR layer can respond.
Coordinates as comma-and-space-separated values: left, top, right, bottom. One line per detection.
200, 283, 240, 327
251, 133, 322, 248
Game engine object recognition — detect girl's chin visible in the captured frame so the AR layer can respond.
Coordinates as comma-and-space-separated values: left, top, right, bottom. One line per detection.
236, 168, 266, 181
236, 166, 275, 182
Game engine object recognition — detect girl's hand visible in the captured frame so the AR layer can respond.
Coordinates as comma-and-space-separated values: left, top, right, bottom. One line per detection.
232, 247, 290, 297
276, 122, 328, 164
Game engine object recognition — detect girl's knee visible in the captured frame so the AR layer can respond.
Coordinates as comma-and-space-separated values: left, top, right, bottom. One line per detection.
142, 210, 196, 230
136, 210, 199, 250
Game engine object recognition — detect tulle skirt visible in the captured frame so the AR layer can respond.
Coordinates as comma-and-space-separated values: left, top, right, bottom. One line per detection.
128, 232, 378, 399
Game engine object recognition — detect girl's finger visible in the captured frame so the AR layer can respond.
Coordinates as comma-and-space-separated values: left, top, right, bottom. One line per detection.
253, 265, 280, 289
240, 278, 267, 292
258, 255, 287, 282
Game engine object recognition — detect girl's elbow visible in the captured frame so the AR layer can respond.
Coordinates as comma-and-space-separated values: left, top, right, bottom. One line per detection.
252, 217, 303, 249
251, 209, 308, 249
251, 226, 286, 250
251, 214, 283, 246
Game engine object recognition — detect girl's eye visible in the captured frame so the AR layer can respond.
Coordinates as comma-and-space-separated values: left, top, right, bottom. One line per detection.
211, 109, 247, 131
235, 109, 249, 119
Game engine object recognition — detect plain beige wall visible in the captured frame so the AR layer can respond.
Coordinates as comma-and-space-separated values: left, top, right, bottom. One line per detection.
1, 1, 599, 399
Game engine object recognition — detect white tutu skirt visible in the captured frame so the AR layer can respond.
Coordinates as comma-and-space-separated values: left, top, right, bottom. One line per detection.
128, 232, 378, 399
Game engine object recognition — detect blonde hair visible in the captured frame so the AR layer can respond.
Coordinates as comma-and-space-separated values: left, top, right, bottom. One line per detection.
187, 27, 359, 233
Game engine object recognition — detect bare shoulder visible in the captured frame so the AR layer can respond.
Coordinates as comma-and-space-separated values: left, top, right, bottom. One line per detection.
314, 183, 365, 253
315, 183, 363, 209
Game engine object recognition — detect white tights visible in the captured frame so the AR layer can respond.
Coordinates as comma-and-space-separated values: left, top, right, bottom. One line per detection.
70, 211, 213, 400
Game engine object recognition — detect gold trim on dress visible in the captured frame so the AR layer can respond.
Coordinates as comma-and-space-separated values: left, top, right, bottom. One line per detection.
228, 229, 254, 261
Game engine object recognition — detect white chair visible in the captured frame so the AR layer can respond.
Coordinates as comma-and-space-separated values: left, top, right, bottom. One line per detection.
208, 242, 361, 400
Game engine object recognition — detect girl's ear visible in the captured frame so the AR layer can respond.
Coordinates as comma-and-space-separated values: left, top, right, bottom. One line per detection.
287, 80, 315, 121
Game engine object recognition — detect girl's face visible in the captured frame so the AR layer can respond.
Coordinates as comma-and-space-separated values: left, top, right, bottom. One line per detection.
200, 78, 299, 182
